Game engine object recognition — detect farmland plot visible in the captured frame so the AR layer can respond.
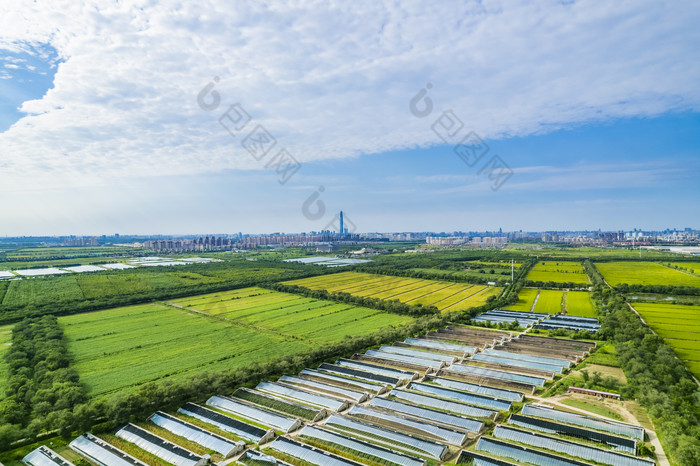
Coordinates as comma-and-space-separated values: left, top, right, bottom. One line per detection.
566, 291, 597, 317
596, 261, 700, 287
533, 290, 564, 314
285, 272, 501, 313
62, 288, 412, 396
633, 303, 700, 379
504, 288, 539, 312
527, 261, 589, 284
2, 275, 84, 308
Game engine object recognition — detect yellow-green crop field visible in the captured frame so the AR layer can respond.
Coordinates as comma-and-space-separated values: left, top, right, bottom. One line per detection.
533, 290, 565, 313
566, 291, 597, 318
61, 287, 412, 397
633, 302, 700, 379
504, 288, 539, 312
595, 262, 700, 287
0, 325, 12, 399
283, 272, 502, 313
526, 261, 589, 284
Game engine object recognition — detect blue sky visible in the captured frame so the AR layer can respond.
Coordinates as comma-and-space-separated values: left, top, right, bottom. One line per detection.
0, 1, 698, 235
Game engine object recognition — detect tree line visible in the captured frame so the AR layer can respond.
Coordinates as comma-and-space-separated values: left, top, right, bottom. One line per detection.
524, 280, 590, 290
595, 285, 700, 464
0, 316, 85, 449
614, 283, 700, 296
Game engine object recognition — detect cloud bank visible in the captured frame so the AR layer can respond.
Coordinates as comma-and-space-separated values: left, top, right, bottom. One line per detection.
0, 0, 699, 189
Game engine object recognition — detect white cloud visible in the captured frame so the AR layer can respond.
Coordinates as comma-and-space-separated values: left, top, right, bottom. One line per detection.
0, 0, 699, 190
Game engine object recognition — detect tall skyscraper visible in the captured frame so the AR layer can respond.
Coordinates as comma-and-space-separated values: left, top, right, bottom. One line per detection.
339, 211, 344, 235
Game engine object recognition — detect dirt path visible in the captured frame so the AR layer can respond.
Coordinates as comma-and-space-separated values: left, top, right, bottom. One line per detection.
529, 289, 541, 313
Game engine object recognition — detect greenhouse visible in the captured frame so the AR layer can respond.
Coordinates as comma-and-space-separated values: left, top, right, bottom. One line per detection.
69, 433, 147, 466
449, 364, 547, 387
278, 375, 369, 402
257, 381, 349, 411
431, 377, 524, 402
364, 349, 445, 369
298, 426, 426, 466
475, 437, 592, 466
115, 423, 203, 466
348, 405, 468, 445
521, 404, 645, 440
388, 388, 497, 420
378, 345, 457, 363
481, 349, 572, 369
370, 396, 485, 433
237, 449, 292, 465
471, 353, 563, 374
234, 388, 326, 421
406, 382, 512, 411
508, 414, 637, 454
493, 426, 655, 466
318, 363, 401, 386
335, 359, 417, 381
148, 412, 243, 458
267, 437, 362, 466
457, 450, 518, 466
299, 369, 389, 394
404, 338, 476, 355
472, 315, 541, 327
178, 402, 273, 443
22, 446, 74, 466
324, 414, 448, 460
206, 396, 302, 432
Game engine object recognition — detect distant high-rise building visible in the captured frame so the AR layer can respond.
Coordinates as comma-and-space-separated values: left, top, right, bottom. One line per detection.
339, 211, 344, 235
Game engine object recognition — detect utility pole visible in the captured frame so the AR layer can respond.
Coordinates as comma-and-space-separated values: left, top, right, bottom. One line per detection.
511, 259, 514, 282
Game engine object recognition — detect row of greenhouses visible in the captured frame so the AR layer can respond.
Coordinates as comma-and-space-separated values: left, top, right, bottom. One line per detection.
22, 327, 654, 466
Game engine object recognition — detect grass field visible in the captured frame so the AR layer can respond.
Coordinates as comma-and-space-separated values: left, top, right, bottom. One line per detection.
0, 262, 311, 322
504, 288, 539, 312
595, 261, 700, 287
566, 291, 597, 317
526, 261, 589, 284
0, 325, 12, 399
533, 289, 565, 313
633, 302, 700, 379
283, 272, 502, 313
61, 288, 412, 397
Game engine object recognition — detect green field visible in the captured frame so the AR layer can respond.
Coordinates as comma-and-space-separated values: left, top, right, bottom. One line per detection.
0, 261, 312, 323
633, 302, 700, 379
526, 261, 589, 284
566, 291, 597, 317
61, 288, 412, 396
283, 272, 502, 313
595, 261, 700, 287
504, 288, 539, 312
533, 289, 565, 313
0, 325, 12, 398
